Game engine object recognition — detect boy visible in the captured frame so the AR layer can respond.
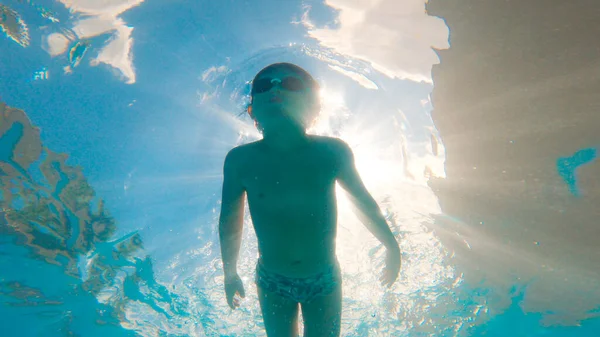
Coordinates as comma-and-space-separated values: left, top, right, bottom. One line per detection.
218, 63, 401, 337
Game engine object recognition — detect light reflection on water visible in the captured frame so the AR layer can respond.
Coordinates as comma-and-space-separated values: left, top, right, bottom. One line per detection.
2, 1, 599, 336
153, 44, 476, 335
1, 43, 471, 335
5, 43, 594, 335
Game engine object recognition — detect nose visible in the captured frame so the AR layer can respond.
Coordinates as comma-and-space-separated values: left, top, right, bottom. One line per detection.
269, 78, 282, 93
271, 78, 282, 91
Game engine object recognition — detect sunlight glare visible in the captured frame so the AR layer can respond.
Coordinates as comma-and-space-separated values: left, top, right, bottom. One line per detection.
314, 87, 455, 318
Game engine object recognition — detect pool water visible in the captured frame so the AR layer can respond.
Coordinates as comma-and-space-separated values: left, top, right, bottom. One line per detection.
1, 0, 599, 336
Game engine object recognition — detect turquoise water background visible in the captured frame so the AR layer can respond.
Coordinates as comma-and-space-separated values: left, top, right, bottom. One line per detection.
1, 0, 599, 336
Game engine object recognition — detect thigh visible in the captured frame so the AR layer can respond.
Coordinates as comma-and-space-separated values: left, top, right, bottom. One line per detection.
300, 282, 342, 337
257, 284, 300, 337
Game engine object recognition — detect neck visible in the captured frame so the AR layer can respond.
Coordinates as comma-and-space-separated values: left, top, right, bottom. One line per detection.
261, 124, 309, 152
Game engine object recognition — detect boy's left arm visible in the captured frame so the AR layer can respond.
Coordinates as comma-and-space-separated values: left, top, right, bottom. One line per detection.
334, 140, 400, 253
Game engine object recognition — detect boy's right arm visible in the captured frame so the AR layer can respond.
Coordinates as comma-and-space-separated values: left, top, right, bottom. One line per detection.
218, 148, 246, 278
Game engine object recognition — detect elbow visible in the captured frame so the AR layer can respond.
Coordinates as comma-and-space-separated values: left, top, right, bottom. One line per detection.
354, 199, 382, 217
218, 220, 242, 238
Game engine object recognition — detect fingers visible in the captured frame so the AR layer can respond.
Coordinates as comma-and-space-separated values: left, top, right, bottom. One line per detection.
379, 273, 389, 287
225, 277, 245, 309
227, 294, 240, 309
226, 289, 244, 309
379, 270, 399, 288
381, 277, 393, 288
226, 293, 235, 309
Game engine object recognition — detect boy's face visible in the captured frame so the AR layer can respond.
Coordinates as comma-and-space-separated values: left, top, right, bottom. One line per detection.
249, 67, 319, 132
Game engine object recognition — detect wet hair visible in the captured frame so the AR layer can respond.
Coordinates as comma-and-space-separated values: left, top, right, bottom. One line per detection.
250, 63, 319, 97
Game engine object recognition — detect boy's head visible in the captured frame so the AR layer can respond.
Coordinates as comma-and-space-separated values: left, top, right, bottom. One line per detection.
247, 63, 321, 133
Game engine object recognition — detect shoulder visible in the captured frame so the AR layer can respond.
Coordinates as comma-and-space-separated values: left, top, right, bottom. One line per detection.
309, 135, 345, 148
312, 135, 351, 154
224, 141, 261, 169
310, 136, 353, 164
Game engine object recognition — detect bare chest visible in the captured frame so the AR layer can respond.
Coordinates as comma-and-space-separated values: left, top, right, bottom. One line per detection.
241, 151, 337, 205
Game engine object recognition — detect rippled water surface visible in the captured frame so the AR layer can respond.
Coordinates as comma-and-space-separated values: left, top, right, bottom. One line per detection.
1, 0, 599, 336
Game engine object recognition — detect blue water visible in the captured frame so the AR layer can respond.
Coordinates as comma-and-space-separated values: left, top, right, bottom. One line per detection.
557, 148, 597, 197
1, 0, 599, 336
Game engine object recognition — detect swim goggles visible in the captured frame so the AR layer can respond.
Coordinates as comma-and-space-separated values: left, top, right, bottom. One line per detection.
251, 76, 306, 95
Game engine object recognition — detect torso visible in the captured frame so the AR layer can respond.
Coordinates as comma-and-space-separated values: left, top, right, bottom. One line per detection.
235, 135, 341, 277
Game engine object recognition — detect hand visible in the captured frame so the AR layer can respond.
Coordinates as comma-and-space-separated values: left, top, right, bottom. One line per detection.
224, 273, 245, 309
379, 247, 401, 288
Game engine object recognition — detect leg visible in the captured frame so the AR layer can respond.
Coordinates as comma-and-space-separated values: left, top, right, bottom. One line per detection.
300, 282, 342, 337
257, 284, 301, 337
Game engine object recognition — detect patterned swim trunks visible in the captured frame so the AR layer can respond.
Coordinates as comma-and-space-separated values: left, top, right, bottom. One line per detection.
255, 259, 342, 304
